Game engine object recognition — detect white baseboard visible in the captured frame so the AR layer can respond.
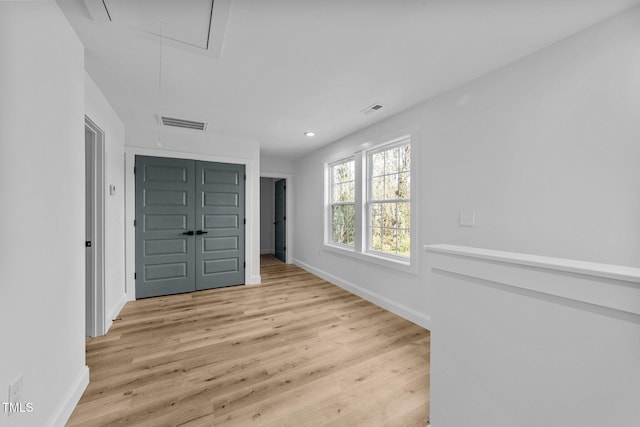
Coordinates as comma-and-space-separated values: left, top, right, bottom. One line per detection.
293, 258, 431, 329
105, 293, 127, 333
46, 365, 89, 427
260, 249, 274, 255
247, 274, 261, 285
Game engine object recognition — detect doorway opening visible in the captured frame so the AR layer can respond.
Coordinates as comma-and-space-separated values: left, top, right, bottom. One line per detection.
260, 177, 288, 266
85, 117, 106, 337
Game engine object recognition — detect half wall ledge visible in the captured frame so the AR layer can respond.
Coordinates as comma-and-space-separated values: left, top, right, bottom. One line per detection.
424, 244, 640, 427
424, 244, 640, 317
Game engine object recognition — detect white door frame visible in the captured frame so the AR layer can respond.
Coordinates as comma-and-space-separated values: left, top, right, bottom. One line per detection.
85, 116, 106, 337
260, 173, 293, 264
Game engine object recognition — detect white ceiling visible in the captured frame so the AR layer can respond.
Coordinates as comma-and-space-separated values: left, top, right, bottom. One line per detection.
58, 0, 640, 159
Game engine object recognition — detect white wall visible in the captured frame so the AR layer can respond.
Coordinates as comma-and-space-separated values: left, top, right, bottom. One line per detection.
124, 126, 262, 296
260, 178, 275, 254
84, 73, 127, 330
261, 156, 294, 175
293, 6, 640, 328
0, 3, 88, 426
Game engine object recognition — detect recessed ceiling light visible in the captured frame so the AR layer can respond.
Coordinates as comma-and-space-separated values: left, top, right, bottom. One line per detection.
304, 131, 315, 137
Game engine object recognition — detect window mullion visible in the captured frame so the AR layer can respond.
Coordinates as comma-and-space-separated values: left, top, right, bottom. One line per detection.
353, 151, 364, 253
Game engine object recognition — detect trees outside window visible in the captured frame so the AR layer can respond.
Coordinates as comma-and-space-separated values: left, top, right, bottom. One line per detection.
329, 158, 355, 246
325, 136, 412, 265
368, 143, 411, 257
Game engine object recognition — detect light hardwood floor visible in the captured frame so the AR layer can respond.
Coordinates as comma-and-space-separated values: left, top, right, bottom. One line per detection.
68, 264, 430, 426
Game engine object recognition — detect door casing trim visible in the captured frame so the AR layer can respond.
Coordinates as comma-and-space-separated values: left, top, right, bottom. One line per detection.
85, 116, 106, 337
260, 172, 293, 264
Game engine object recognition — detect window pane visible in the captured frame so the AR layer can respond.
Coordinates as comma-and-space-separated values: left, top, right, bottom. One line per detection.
332, 182, 354, 203
372, 176, 385, 200
332, 204, 355, 246
371, 203, 383, 228
367, 141, 411, 258
371, 227, 383, 251
397, 172, 410, 199
382, 202, 397, 228
397, 229, 410, 257
399, 144, 411, 173
333, 204, 354, 226
384, 147, 399, 175
331, 159, 355, 203
398, 202, 410, 229
371, 152, 385, 177
382, 227, 396, 253
331, 184, 340, 203
332, 166, 341, 184
344, 182, 355, 201
333, 160, 353, 184
384, 173, 399, 200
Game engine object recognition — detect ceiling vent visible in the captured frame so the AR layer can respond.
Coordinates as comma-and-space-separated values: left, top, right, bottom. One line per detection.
161, 116, 207, 131
361, 103, 383, 115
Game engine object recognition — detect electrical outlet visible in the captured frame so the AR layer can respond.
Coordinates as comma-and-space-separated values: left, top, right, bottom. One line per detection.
459, 210, 476, 227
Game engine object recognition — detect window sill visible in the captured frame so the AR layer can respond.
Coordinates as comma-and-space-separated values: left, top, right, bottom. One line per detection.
323, 243, 416, 275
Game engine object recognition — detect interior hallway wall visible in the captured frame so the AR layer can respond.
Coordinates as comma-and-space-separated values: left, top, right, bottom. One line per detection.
0, 2, 88, 425
293, 6, 640, 327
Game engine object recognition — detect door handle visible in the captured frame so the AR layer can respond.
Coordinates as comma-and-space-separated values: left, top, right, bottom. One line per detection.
182, 231, 195, 236
196, 230, 208, 235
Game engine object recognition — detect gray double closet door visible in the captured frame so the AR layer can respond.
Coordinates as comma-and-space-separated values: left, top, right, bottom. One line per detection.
135, 155, 245, 299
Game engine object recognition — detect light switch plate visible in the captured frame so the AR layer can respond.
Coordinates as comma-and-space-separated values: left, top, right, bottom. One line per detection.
459, 210, 476, 226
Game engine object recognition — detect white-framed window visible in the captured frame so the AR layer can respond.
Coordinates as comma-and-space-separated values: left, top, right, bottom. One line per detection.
325, 136, 413, 267
367, 140, 411, 259
328, 157, 356, 247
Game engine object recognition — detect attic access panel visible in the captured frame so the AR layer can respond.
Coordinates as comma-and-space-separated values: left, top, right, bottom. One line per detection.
102, 0, 214, 49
